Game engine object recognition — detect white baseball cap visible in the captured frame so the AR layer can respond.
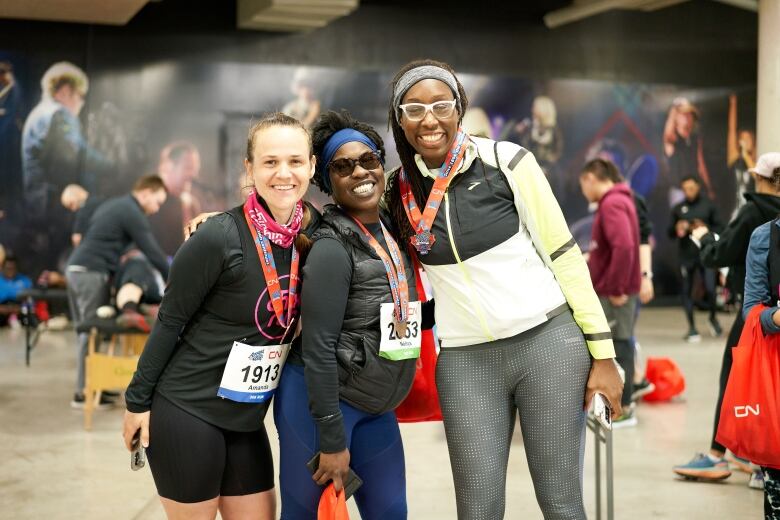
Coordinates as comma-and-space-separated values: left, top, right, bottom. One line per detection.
749, 152, 780, 178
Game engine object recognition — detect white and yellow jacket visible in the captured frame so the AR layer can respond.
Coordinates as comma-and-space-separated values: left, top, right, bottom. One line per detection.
396, 136, 614, 359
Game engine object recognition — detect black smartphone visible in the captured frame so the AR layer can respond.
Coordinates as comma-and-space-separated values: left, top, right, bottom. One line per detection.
306, 452, 363, 499
130, 432, 146, 471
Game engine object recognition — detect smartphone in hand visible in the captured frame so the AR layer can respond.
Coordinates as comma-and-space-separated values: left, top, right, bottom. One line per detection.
306, 452, 363, 499
591, 393, 613, 430
130, 431, 146, 471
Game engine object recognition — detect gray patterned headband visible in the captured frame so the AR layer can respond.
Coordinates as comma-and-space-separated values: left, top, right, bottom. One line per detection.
393, 65, 462, 122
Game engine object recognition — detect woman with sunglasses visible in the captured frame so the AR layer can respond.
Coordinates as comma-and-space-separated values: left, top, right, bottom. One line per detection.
384, 59, 623, 519
273, 110, 432, 519
123, 113, 318, 520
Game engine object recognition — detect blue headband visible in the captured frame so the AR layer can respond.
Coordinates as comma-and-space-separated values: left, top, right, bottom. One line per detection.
320, 128, 381, 193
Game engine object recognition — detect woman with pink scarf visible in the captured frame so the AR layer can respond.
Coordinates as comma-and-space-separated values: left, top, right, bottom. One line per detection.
122, 112, 319, 520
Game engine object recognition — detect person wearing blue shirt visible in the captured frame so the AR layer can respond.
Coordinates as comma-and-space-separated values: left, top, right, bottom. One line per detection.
0, 256, 32, 326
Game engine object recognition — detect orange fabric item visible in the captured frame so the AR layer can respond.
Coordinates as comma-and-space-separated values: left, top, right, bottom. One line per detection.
716, 304, 780, 469
643, 357, 686, 402
318, 483, 349, 520
395, 256, 443, 423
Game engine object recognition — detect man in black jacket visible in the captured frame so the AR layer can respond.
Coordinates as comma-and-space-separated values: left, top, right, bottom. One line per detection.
674, 152, 780, 482
66, 175, 169, 408
668, 176, 724, 341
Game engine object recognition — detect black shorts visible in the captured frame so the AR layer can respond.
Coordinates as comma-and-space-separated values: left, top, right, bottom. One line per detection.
146, 393, 274, 503
115, 257, 162, 304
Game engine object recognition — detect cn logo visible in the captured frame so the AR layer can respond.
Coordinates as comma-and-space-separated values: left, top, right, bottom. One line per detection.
268, 350, 284, 360
734, 404, 760, 418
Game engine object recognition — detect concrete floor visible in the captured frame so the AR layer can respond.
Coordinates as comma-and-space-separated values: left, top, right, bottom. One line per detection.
0, 307, 764, 519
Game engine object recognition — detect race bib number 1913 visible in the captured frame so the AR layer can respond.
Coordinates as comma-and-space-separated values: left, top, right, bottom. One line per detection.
217, 341, 290, 403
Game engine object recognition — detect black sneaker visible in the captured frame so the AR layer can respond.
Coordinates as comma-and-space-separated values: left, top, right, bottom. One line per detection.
708, 317, 723, 338
631, 378, 656, 402
684, 329, 701, 343
70, 392, 116, 410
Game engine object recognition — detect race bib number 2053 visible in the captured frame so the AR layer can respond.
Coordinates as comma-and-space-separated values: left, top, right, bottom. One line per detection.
379, 301, 422, 361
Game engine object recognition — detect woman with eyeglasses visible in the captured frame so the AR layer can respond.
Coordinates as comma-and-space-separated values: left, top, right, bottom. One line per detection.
273, 110, 433, 519
384, 59, 623, 519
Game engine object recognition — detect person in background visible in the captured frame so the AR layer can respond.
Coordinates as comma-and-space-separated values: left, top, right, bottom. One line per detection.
282, 67, 321, 129
0, 60, 24, 223
673, 152, 780, 489
149, 141, 202, 258
580, 158, 641, 426
66, 175, 169, 409
61, 184, 104, 247
516, 95, 563, 176
22, 62, 109, 275
0, 256, 32, 327
668, 175, 724, 342
109, 250, 166, 333
739, 207, 780, 517
664, 98, 713, 199
727, 94, 757, 218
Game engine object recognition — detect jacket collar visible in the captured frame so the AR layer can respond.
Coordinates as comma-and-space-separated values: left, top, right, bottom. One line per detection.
413, 137, 479, 180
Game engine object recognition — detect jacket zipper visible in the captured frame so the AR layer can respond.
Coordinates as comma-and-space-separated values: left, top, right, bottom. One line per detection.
443, 191, 495, 342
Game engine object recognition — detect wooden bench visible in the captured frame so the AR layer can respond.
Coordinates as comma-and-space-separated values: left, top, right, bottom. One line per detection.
78, 318, 148, 430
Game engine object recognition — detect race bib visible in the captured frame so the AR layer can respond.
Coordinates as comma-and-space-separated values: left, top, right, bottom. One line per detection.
379, 301, 422, 361
217, 341, 290, 403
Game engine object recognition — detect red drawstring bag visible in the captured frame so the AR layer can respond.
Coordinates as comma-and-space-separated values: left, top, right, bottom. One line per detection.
318, 484, 349, 520
395, 255, 443, 423
716, 304, 780, 469
643, 357, 686, 402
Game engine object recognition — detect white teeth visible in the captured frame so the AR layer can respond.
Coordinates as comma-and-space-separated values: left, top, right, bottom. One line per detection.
273, 185, 294, 191
421, 134, 444, 143
352, 183, 375, 195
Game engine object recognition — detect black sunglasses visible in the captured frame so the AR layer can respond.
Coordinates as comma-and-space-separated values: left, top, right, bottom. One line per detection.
328, 151, 382, 178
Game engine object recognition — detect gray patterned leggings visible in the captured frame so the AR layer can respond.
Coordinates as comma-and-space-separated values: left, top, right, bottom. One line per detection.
436, 311, 592, 520
765, 467, 780, 520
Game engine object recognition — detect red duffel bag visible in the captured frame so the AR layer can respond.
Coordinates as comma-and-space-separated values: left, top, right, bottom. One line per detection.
395, 256, 443, 423
643, 357, 686, 402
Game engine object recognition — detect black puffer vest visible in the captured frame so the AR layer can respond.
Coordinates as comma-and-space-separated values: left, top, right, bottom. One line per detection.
311, 205, 418, 415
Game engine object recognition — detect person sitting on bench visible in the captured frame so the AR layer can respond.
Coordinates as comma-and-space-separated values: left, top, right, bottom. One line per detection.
0, 255, 32, 327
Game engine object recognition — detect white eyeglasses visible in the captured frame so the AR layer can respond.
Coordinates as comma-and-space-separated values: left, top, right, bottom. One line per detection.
398, 100, 457, 122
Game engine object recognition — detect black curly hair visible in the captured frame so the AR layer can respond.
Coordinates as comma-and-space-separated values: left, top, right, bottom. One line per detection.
310, 110, 386, 196
385, 59, 468, 245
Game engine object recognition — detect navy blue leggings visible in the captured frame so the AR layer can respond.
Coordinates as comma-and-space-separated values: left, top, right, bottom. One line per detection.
273, 364, 407, 519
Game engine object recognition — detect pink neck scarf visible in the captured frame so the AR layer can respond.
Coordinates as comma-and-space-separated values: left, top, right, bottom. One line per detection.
244, 191, 303, 248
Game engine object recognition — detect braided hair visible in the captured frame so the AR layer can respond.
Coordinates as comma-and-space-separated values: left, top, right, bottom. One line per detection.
385, 59, 469, 245
310, 110, 386, 196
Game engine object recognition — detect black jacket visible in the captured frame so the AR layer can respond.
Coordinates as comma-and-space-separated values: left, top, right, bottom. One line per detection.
68, 194, 170, 279
300, 205, 420, 452
668, 194, 723, 266
699, 192, 780, 299
126, 204, 321, 431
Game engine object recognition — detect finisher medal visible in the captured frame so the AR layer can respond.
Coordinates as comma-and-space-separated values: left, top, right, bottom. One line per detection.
398, 128, 468, 257
411, 230, 435, 255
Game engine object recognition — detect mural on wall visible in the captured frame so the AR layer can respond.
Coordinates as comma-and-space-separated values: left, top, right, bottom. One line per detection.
0, 53, 757, 295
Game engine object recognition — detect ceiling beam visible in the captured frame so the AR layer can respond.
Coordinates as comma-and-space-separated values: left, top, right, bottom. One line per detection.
0, 0, 151, 25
